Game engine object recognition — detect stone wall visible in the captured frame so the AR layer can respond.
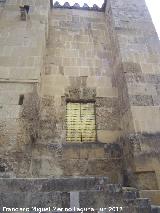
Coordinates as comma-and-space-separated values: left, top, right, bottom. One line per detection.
40, 8, 121, 145
0, 0, 49, 177
0, 0, 160, 199
0, 3, 123, 179
106, 0, 160, 190
29, 8, 123, 180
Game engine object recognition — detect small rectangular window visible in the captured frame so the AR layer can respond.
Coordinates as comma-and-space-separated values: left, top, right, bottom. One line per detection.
66, 102, 96, 142
19, 95, 24, 105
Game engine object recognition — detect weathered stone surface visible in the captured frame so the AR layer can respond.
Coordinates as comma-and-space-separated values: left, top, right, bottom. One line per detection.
96, 97, 118, 108
135, 172, 158, 190
29, 143, 123, 181
140, 190, 160, 206
129, 95, 153, 106
123, 62, 142, 73
96, 106, 120, 130
0, 177, 109, 193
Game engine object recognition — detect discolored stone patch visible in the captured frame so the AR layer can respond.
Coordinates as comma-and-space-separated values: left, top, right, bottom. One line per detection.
123, 62, 142, 73
129, 95, 153, 106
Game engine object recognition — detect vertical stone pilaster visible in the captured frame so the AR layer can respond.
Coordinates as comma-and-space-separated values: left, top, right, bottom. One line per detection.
0, 0, 50, 177
106, 0, 160, 188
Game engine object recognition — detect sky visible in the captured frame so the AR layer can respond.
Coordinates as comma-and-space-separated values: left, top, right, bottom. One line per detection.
145, 0, 160, 38
53, 0, 160, 38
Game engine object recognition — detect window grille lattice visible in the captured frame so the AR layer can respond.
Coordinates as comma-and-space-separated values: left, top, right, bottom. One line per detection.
66, 102, 96, 142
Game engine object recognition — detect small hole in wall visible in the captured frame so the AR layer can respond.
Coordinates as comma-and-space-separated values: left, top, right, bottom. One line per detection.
0, 165, 6, 172
19, 95, 24, 105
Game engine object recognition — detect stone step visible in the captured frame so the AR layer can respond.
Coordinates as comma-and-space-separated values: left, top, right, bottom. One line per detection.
140, 190, 160, 206
0, 178, 153, 212
0, 177, 109, 193
122, 187, 140, 200
151, 206, 160, 213
0, 191, 151, 212
0, 190, 123, 208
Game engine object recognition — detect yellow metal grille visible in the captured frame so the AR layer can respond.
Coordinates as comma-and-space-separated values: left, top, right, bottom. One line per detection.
66, 102, 96, 142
